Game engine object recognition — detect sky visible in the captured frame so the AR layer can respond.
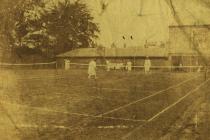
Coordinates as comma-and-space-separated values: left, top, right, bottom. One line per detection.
82, 0, 210, 47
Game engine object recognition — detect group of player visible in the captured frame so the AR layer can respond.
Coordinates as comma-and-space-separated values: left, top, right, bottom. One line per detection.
88, 57, 151, 79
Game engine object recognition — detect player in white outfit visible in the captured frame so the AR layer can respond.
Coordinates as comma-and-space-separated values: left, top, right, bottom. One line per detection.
144, 57, 151, 74
88, 59, 97, 79
127, 61, 132, 72
106, 60, 110, 71
64, 59, 70, 70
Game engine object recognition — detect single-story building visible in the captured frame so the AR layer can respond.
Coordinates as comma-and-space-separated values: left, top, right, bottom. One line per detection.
56, 47, 170, 69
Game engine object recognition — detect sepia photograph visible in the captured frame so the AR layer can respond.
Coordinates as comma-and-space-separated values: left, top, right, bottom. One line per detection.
0, 0, 210, 139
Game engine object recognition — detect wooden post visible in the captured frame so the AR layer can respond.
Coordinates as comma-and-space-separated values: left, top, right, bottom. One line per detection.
205, 66, 208, 81
169, 55, 172, 72
190, 56, 192, 72
55, 61, 58, 69
95, 80, 98, 94
100, 84, 102, 95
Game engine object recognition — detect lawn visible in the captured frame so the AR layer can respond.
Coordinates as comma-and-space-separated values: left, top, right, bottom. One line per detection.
0, 69, 208, 140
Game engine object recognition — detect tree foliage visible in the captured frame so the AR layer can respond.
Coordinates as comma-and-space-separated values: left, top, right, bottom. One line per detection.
42, 0, 99, 54
1, 0, 99, 57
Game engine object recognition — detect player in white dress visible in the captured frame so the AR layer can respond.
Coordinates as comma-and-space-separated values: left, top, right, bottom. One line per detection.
127, 61, 132, 72
88, 59, 97, 79
144, 57, 151, 74
64, 59, 70, 70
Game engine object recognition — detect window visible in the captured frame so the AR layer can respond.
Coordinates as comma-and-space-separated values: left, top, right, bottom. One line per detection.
192, 30, 207, 49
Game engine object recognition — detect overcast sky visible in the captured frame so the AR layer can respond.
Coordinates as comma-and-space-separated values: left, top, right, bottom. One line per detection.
82, 0, 210, 47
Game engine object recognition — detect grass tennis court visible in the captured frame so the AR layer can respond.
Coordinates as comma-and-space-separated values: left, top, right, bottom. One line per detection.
0, 69, 209, 140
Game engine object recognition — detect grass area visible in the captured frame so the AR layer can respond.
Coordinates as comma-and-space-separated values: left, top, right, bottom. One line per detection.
0, 69, 207, 140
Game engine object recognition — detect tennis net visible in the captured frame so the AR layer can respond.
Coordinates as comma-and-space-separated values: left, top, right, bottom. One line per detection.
0, 62, 57, 69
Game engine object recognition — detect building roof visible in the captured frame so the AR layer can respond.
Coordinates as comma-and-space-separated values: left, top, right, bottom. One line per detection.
169, 24, 210, 28
56, 47, 168, 58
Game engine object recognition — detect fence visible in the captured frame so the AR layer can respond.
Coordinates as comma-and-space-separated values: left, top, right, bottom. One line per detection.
65, 62, 206, 72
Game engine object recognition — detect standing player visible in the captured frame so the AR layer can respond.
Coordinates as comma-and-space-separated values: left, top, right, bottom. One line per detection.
197, 65, 202, 73
64, 59, 70, 70
106, 60, 110, 71
127, 61, 132, 72
88, 59, 97, 79
144, 56, 151, 74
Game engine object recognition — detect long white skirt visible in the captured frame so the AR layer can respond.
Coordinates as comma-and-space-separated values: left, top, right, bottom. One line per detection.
88, 67, 96, 75
144, 66, 150, 72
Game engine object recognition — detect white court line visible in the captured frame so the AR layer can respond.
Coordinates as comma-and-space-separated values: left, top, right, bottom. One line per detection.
122, 78, 210, 140
147, 78, 210, 122
17, 79, 144, 93
17, 124, 71, 130
0, 100, 146, 123
93, 87, 155, 93
93, 87, 130, 92
98, 75, 199, 117
94, 87, 155, 93
17, 75, 66, 80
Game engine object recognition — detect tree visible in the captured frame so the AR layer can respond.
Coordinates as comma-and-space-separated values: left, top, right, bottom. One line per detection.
0, 0, 24, 60
8, 0, 99, 57
42, 0, 99, 54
